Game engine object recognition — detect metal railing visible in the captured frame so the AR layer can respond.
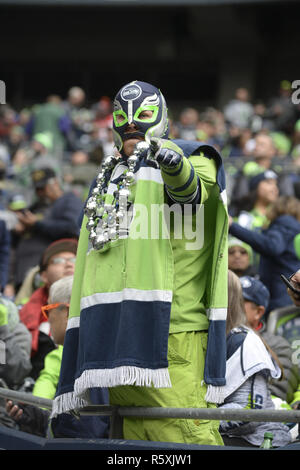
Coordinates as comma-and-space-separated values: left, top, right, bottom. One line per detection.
0, 386, 299, 440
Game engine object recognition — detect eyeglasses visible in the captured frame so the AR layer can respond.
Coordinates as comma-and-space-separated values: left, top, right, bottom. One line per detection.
49, 257, 76, 265
41, 302, 70, 319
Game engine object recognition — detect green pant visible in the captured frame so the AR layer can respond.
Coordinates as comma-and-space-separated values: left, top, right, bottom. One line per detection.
109, 331, 224, 446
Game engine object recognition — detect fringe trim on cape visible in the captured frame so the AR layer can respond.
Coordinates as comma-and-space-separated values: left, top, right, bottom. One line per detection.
205, 385, 226, 404
74, 366, 172, 398
51, 391, 90, 419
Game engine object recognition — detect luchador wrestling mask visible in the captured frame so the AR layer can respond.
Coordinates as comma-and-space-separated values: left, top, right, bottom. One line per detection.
112, 80, 169, 152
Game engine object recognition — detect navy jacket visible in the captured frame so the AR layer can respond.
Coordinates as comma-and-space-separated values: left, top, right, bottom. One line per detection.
229, 214, 300, 313
34, 192, 83, 240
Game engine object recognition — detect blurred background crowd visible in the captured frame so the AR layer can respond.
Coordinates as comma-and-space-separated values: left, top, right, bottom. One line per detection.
0, 79, 300, 298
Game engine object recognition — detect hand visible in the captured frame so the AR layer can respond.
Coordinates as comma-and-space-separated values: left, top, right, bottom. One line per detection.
14, 221, 26, 234
287, 270, 300, 307
291, 401, 300, 410
148, 137, 183, 168
17, 210, 38, 228
6, 400, 24, 421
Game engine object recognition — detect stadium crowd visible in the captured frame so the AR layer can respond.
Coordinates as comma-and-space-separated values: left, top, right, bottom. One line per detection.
0, 79, 300, 447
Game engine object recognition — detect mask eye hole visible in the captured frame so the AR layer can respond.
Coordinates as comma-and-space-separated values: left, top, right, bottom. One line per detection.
134, 106, 159, 123
116, 114, 126, 123
113, 110, 128, 127
137, 110, 153, 120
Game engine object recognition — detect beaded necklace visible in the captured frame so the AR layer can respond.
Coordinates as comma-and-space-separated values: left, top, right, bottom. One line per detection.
85, 141, 150, 250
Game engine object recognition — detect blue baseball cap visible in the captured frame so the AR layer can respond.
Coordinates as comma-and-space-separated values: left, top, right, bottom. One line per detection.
249, 170, 277, 191
240, 276, 270, 310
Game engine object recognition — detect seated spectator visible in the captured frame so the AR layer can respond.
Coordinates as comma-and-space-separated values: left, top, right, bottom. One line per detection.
62, 150, 98, 201
229, 196, 300, 314
228, 236, 256, 278
234, 170, 279, 230
218, 270, 292, 448
30, 133, 61, 175
6, 275, 109, 439
240, 276, 299, 406
19, 238, 78, 380
230, 132, 294, 215
221, 126, 252, 158
232, 169, 279, 270
0, 294, 32, 428
32, 275, 73, 401
11, 167, 83, 290
271, 268, 300, 411
14, 265, 42, 306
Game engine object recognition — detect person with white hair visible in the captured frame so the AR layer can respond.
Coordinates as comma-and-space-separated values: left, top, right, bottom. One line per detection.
6, 275, 109, 438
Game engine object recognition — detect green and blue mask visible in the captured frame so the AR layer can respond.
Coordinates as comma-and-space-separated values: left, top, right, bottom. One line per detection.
112, 80, 169, 153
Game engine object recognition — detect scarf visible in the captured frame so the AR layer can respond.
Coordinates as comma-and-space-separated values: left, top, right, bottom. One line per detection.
51, 140, 228, 417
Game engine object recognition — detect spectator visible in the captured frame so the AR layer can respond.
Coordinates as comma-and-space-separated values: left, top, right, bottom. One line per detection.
223, 87, 254, 130
219, 270, 292, 448
92, 95, 113, 144
250, 102, 270, 134
30, 133, 60, 173
272, 269, 300, 411
0, 155, 18, 210
6, 275, 109, 438
222, 127, 252, 158
228, 236, 256, 278
175, 107, 199, 140
0, 294, 32, 428
265, 80, 297, 135
231, 169, 279, 270
291, 119, 300, 159
18, 238, 78, 380
64, 86, 86, 115
0, 105, 16, 139
0, 219, 11, 293
26, 95, 70, 157
5, 125, 26, 160
62, 150, 98, 201
230, 133, 278, 210
63, 86, 89, 152
11, 167, 82, 289
233, 169, 279, 230
229, 196, 300, 315
240, 275, 299, 405
52, 80, 229, 446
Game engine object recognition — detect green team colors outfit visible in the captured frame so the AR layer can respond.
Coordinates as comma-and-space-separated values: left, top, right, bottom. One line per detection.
52, 139, 228, 445
33, 346, 63, 400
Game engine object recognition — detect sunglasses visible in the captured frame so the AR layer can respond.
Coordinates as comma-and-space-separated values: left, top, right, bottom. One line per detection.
41, 302, 70, 319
